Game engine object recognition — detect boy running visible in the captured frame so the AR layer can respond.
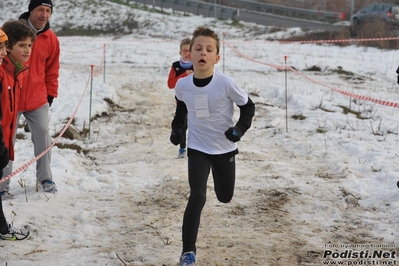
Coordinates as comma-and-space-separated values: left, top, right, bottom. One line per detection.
170, 26, 255, 265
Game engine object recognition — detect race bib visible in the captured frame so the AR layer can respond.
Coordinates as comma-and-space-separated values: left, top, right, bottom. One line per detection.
194, 94, 210, 118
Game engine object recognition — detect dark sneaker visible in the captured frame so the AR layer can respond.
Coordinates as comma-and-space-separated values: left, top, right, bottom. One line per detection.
180, 251, 196, 266
0, 224, 30, 241
41, 180, 58, 193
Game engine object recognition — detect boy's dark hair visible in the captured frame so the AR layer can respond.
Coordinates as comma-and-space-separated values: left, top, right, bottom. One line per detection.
1, 20, 36, 50
190, 26, 220, 54
180, 38, 191, 50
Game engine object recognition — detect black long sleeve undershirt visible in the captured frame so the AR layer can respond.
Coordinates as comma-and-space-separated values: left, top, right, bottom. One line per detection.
171, 97, 188, 130
235, 97, 255, 135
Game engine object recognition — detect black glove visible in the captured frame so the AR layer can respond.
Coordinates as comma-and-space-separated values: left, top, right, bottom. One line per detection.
170, 127, 183, 145
225, 127, 243, 143
397, 75, 399, 85
0, 147, 9, 170
47, 96, 54, 107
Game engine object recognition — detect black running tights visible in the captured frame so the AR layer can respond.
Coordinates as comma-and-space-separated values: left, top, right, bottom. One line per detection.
182, 150, 236, 254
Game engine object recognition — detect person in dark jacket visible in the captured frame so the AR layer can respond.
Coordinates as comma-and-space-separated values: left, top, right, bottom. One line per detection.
0, 0, 60, 196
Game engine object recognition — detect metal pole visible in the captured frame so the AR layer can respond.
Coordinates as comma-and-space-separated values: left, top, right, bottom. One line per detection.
89, 65, 94, 139
284, 56, 288, 133
350, 0, 354, 25
223, 32, 225, 73
214, 0, 217, 20
103, 44, 106, 83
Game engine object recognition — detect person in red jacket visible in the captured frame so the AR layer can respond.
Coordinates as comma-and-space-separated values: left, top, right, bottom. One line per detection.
167, 38, 193, 158
0, 24, 33, 240
0, 0, 60, 197
0, 21, 36, 165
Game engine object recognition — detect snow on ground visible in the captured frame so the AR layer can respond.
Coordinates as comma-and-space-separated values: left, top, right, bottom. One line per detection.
0, 1, 399, 265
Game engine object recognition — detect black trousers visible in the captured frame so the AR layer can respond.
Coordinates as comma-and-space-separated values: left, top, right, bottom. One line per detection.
182, 148, 238, 254
0, 198, 5, 232
0, 171, 6, 231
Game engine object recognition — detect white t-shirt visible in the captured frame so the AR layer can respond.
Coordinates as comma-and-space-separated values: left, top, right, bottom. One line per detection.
175, 69, 249, 155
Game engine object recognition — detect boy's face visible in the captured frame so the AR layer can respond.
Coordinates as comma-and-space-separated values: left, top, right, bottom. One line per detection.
0, 42, 7, 64
190, 36, 220, 77
8, 37, 34, 63
179, 44, 191, 61
30, 5, 52, 30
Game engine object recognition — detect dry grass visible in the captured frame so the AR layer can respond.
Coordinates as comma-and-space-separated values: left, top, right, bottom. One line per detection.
217, 0, 399, 23
281, 23, 399, 50
254, 0, 399, 14
351, 21, 399, 49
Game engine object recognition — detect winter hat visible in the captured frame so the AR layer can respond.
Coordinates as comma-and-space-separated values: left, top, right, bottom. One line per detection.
0, 29, 8, 43
28, 0, 53, 13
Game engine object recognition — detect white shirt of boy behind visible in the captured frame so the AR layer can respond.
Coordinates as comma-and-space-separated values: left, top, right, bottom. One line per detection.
175, 69, 249, 155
